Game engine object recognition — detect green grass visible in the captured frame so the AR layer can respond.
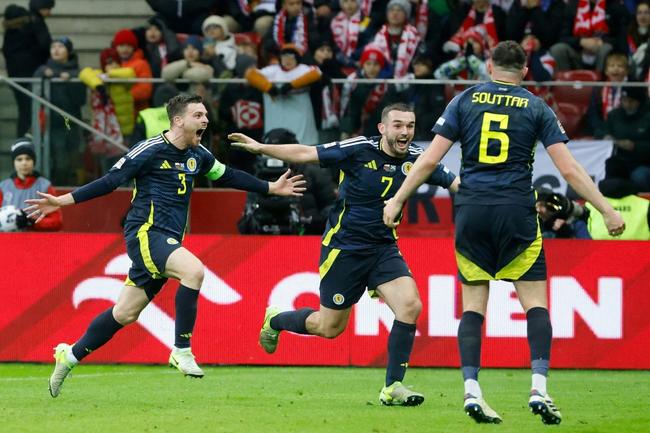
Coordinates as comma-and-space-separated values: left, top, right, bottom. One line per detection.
1, 364, 648, 433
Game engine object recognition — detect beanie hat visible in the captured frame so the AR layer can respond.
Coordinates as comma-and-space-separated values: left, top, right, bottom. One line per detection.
387, 0, 411, 18
621, 85, 648, 103
202, 15, 230, 37
52, 36, 73, 55
112, 29, 138, 48
100, 47, 119, 70
182, 35, 203, 55
360, 46, 386, 68
280, 43, 303, 60
11, 138, 36, 162
147, 16, 166, 32
29, 0, 55, 11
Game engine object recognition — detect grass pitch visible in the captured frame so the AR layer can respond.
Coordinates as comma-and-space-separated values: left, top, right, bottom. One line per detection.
1, 364, 648, 433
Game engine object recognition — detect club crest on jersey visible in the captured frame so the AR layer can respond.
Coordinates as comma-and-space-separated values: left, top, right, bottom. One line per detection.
333, 293, 345, 305
187, 158, 197, 172
383, 164, 397, 173
401, 162, 413, 175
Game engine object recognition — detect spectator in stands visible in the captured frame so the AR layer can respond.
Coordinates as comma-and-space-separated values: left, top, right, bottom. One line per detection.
434, 29, 490, 80
600, 85, 650, 192
130, 86, 179, 145
443, 0, 506, 57
550, 0, 629, 73
369, 0, 422, 78
505, 0, 564, 51
339, 45, 388, 138
398, 55, 446, 141
145, 0, 213, 35
79, 48, 136, 158
2, 0, 55, 137
228, 0, 277, 36
629, 1, 650, 80
162, 35, 215, 90
0, 137, 62, 231
220, 54, 264, 173
586, 52, 629, 137
309, 36, 345, 143
34, 37, 86, 185
246, 44, 322, 144
522, 34, 560, 111
134, 16, 182, 79
586, 178, 650, 239
264, 0, 315, 61
112, 29, 153, 115
330, 0, 368, 68
535, 188, 591, 239
202, 15, 238, 77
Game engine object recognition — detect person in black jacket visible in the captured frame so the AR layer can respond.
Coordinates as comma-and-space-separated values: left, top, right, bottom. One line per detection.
145, 0, 213, 35
2, 0, 55, 136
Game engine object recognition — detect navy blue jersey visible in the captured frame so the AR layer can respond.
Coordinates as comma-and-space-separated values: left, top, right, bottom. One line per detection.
433, 80, 568, 207
316, 135, 456, 249
109, 133, 222, 239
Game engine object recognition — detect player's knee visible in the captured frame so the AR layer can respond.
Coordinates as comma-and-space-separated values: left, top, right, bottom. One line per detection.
183, 263, 205, 288
113, 306, 140, 325
320, 324, 345, 339
399, 297, 422, 322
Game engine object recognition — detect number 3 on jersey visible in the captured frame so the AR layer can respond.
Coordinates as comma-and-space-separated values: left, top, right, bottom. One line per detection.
177, 173, 187, 195
479, 112, 509, 164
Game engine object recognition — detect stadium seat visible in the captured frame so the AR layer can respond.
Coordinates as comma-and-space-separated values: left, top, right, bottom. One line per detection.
554, 70, 600, 113
557, 102, 585, 138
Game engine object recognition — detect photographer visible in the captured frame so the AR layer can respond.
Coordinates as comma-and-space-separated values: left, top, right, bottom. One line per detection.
238, 128, 336, 235
535, 188, 590, 239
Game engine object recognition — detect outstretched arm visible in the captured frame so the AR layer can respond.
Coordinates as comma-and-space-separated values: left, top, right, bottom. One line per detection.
546, 142, 625, 236
383, 135, 455, 228
229, 133, 319, 164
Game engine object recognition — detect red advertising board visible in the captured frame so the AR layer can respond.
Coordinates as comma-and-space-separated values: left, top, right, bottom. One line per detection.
1, 234, 648, 369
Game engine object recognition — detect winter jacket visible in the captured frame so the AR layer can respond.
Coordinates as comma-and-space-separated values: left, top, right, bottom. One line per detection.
120, 49, 153, 113
2, 4, 51, 77
34, 57, 86, 128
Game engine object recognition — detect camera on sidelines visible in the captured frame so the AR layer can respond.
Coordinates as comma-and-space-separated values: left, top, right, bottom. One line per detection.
237, 129, 303, 235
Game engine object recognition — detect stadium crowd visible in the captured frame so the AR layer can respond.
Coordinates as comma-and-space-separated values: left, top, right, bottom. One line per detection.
1, 0, 649, 238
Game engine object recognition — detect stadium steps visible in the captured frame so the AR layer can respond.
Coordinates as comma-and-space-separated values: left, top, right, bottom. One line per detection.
0, 0, 153, 178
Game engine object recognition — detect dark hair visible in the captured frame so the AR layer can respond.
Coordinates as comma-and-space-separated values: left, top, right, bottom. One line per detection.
491, 41, 526, 72
166, 94, 203, 120
381, 103, 414, 123
263, 128, 298, 144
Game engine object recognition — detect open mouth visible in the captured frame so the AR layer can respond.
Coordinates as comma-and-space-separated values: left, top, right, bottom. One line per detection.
396, 137, 409, 148
195, 128, 205, 138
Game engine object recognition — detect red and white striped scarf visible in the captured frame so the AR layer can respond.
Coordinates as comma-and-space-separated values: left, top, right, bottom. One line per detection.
273, 9, 309, 54
414, 0, 429, 41
321, 84, 340, 129
89, 91, 124, 158
601, 85, 622, 119
360, 0, 373, 17
573, 0, 609, 37
371, 24, 421, 78
449, 6, 499, 50
331, 10, 362, 58
340, 71, 387, 131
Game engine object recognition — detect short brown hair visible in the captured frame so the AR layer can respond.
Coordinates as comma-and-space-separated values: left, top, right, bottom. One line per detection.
381, 103, 414, 123
491, 41, 526, 73
166, 93, 203, 120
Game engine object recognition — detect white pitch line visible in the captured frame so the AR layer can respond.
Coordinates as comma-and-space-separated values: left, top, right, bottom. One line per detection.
0, 370, 179, 382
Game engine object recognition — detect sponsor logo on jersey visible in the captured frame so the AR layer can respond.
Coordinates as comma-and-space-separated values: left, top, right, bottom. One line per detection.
187, 158, 197, 172
333, 293, 345, 305
160, 160, 172, 169
401, 161, 413, 175
364, 160, 377, 170
383, 164, 396, 173
167, 238, 179, 245
112, 157, 125, 169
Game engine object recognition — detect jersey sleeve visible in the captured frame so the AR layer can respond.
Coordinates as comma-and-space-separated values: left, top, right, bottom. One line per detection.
196, 144, 221, 179
108, 143, 158, 185
426, 163, 456, 189
316, 137, 365, 169
432, 94, 462, 142
538, 102, 569, 147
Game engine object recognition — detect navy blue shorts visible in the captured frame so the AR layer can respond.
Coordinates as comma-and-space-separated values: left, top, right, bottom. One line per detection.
318, 243, 412, 310
454, 204, 546, 283
124, 228, 182, 298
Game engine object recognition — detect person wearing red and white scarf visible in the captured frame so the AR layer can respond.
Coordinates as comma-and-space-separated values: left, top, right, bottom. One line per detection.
522, 35, 560, 113
331, 0, 365, 62
587, 52, 629, 137
270, 0, 311, 56
339, 46, 388, 138
370, 0, 421, 78
549, 0, 629, 72
443, 0, 502, 54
